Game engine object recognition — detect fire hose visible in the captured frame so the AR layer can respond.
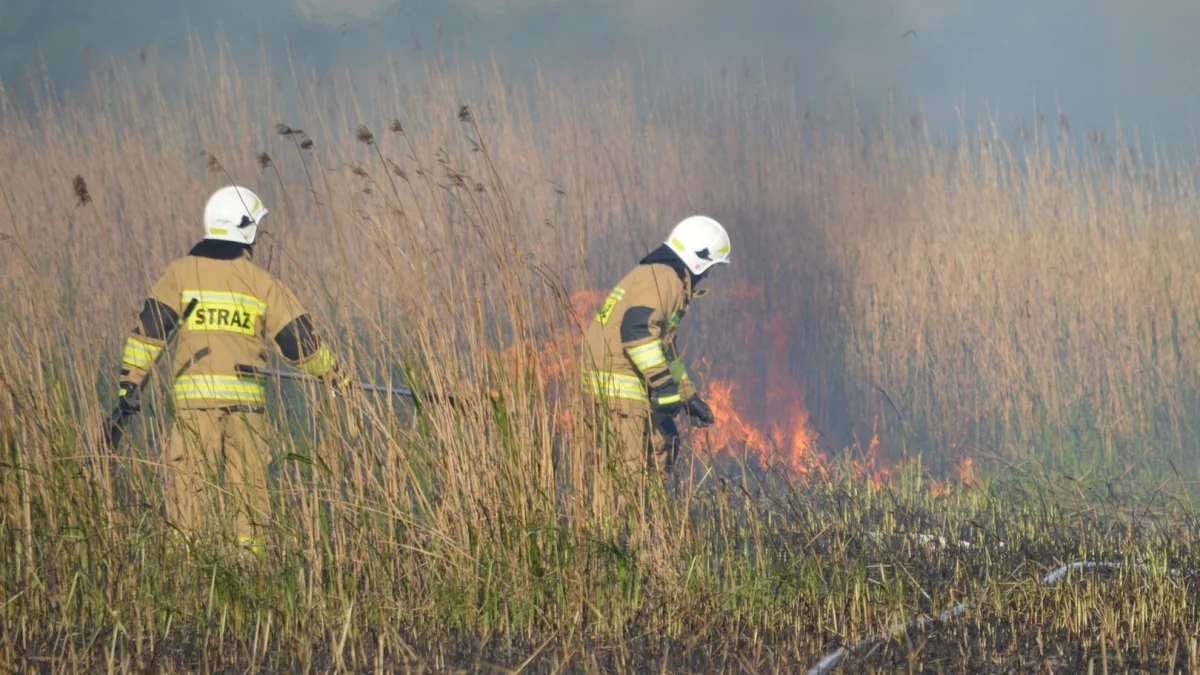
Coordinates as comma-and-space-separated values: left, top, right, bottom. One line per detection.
804, 553, 1181, 675
234, 364, 494, 409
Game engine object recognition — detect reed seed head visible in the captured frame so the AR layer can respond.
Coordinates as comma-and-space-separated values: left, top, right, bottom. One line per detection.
72, 175, 91, 205
387, 160, 408, 182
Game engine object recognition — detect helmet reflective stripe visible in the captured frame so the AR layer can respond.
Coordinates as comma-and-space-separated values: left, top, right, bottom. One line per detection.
203, 186, 269, 245
664, 215, 730, 275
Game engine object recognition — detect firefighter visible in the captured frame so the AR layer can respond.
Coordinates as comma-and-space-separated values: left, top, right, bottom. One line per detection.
582, 215, 730, 476
113, 185, 346, 552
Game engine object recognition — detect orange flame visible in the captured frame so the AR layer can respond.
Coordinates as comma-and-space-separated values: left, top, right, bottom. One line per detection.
955, 456, 976, 486
700, 377, 829, 476
503, 286, 974, 492
928, 456, 977, 496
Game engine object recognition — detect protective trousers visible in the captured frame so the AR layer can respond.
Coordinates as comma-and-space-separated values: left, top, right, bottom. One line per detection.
609, 410, 678, 474
594, 408, 679, 520
164, 408, 270, 549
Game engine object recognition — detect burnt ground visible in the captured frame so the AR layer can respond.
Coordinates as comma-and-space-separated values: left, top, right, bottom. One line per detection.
8, 482, 1199, 673
10, 553, 1195, 674
813, 538, 1200, 674
6, 629, 816, 673
836, 618, 1192, 674
10, 619, 1193, 674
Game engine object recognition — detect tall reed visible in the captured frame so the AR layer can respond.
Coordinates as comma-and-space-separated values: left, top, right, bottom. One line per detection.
2, 42, 1200, 670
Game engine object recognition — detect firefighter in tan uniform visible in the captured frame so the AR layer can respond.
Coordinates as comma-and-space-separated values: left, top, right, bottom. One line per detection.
114, 186, 346, 552
583, 216, 730, 475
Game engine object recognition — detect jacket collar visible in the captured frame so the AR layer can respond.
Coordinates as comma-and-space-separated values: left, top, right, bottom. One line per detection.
639, 243, 700, 292
188, 239, 253, 260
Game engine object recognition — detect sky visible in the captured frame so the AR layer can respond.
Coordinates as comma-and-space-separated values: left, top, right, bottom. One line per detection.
2, 0, 1200, 146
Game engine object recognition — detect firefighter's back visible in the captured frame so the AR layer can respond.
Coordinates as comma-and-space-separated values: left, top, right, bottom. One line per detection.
160, 248, 289, 410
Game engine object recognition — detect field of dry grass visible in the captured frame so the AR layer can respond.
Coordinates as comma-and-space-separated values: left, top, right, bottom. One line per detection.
3, 45, 1200, 671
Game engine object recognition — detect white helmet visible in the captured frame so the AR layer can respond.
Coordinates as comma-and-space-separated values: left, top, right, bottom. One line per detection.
665, 215, 730, 275
203, 186, 269, 245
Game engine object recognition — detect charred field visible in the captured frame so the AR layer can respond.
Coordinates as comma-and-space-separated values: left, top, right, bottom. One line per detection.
4, 44, 1200, 672
4, 471, 1199, 673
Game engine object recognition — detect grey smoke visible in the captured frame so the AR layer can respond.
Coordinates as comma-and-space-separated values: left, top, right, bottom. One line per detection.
2, 0, 1198, 144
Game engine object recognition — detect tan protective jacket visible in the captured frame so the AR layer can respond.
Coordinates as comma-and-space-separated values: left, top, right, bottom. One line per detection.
119, 241, 340, 410
582, 254, 698, 414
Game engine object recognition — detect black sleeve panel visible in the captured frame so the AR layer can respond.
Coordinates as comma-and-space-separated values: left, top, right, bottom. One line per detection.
137, 299, 180, 340
274, 314, 321, 362
646, 370, 674, 388
620, 306, 657, 343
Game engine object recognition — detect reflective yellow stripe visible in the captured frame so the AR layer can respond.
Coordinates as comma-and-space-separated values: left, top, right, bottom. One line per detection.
582, 370, 648, 403
625, 340, 667, 371
122, 337, 162, 370
653, 393, 682, 406
596, 287, 626, 325
296, 345, 336, 377
669, 358, 689, 382
237, 536, 264, 555
173, 374, 265, 403
180, 290, 267, 313
714, 243, 730, 255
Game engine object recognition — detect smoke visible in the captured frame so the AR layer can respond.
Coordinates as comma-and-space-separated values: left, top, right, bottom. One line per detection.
3, 0, 1200, 142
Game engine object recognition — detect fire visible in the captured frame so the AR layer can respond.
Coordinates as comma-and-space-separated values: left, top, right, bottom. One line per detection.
690, 313, 829, 476
497, 289, 601, 385
501, 286, 975, 493
928, 457, 977, 497
928, 478, 949, 498
702, 379, 776, 462
700, 377, 827, 476
956, 456, 976, 484
570, 289, 607, 319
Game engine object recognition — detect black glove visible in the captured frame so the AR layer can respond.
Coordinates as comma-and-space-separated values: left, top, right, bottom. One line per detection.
648, 379, 683, 416
117, 381, 141, 414
685, 395, 715, 428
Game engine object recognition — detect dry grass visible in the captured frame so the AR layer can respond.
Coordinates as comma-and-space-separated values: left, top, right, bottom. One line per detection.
2, 43, 1200, 671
